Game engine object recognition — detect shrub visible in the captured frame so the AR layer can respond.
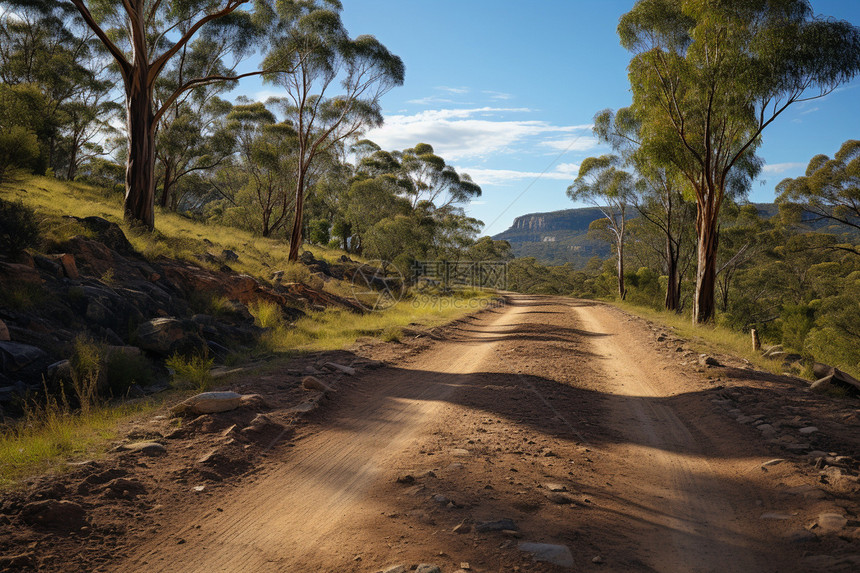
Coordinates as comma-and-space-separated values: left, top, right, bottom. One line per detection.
248, 299, 285, 329
308, 219, 331, 245
105, 352, 155, 395
0, 126, 40, 183
0, 197, 40, 256
69, 337, 103, 415
166, 352, 214, 392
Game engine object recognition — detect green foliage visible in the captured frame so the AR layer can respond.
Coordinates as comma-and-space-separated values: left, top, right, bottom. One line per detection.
308, 219, 331, 245
248, 299, 286, 330
0, 126, 41, 182
104, 352, 156, 395
619, 0, 860, 322
69, 336, 102, 415
166, 352, 214, 392
776, 139, 860, 247
780, 304, 815, 353
0, 197, 41, 255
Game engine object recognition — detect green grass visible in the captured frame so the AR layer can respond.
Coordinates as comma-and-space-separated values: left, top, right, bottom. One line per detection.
0, 399, 160, 489
612, 300, 790, 376
262, 292, 496, 352
0, 175, 362, 283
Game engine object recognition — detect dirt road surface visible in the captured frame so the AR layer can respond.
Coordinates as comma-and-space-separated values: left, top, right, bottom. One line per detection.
111, 295, 852, 572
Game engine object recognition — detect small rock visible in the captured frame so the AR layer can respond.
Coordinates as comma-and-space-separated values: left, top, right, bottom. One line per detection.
395, 474, 415, 485
193, 485, 206, 492
117, 441, 166, 456
172, 391, 242, 416
451, 448, 470, 457
0, 319, 9, 342
432, 494, 450, 504
380, 566, 408, 573
20, 500, 87, 530
502, 529, 523, 538
302, 376, 334, 393
817, 513, 848, 533
324, 362, 356, 376
757, 424, 777, 438
518, 542, 574, 568
698, 354, 721, 367
799, 426, 818, 435
544, 482, 567, 492
460, 563, 471, 571
592, 555, 605, 564
415, 565, 442, 573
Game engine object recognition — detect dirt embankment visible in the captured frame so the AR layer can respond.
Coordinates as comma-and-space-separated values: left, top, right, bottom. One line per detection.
1, 295, 858, 572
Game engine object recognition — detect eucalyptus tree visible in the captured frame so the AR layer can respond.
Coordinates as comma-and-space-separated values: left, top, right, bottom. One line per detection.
68, 0, 280, 229
0, 0, 116, 177
594, 107, 695, 311
223, 101, 298, 237
264, 0, 404, 261
154, 96, 234, 210
776, 139, 860, 255
396, 143, 482, 210
568, 155, 636, 300
618, 0, 860, 323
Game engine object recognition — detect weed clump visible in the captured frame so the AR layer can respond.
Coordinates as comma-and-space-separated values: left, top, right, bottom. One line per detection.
0, 197, 40, 255
166, 352, 214, 392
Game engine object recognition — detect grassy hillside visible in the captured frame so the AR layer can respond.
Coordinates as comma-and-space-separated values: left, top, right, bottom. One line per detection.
1, 175, 359, 282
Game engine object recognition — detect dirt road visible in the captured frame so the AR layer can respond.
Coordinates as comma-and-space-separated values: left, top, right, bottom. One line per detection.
116, 295, 828, 572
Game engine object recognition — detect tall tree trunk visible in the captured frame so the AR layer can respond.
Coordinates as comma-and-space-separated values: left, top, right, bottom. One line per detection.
693, 213, 719, 323
665, 237, 680, 312
616, 237, 626, 300
159, 160, 172, 208
288, 168, 306, 261
124, 83, 157, 229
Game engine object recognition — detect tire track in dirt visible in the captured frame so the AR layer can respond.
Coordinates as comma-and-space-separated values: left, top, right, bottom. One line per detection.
118, 301, 526, 572
573, 303, 773, 572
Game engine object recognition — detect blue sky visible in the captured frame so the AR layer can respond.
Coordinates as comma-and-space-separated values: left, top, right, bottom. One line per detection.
240, 0, 860, 236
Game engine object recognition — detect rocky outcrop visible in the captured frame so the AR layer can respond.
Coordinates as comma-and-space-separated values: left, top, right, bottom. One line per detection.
0, 218, 364, 413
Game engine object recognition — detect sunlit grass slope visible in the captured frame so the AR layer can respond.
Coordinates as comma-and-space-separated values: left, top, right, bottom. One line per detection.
0, 175, 360, 281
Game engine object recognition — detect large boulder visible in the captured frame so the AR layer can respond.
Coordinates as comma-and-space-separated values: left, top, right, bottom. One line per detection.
0, 341, 48, 375
810, 364, 860, 397
135, 318, 205, 356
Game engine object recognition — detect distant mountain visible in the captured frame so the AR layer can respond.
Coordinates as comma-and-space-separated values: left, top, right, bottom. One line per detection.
492, 207, 611, 267
492, 202, 855, 267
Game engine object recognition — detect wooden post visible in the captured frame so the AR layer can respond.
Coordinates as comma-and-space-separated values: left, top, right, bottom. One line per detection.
751, 328, 760, 351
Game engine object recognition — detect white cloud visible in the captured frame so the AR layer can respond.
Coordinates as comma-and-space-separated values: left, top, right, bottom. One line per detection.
482, 90, 514, 100
366, 108, 597, 161
800, 106, 820, 115
407, 95, 461, 105
460, 164, 581, 186
437, 86, 470, 94
762, 162, 806, 175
